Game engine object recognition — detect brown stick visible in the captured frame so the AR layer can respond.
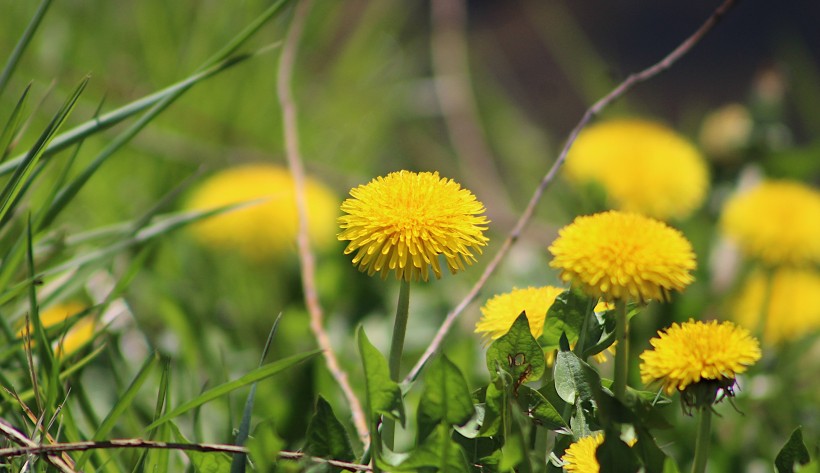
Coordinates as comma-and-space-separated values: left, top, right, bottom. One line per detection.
276, 0, 370, 448
405, 0, 740, 384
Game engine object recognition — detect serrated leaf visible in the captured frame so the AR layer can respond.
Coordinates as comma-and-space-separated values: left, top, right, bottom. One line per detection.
417, 355, 474, 441
554, 349, 601, 405
776, 427, 811, 473
389, 424, 469, 473
304, 396, 355, 465
515, 385, 567, 431
357, 327, 405, 426
486, 312, 545, 387
540, 290, 589, 349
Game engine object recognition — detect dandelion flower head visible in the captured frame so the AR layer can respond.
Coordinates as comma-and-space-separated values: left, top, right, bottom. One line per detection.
640, 319, 761, 395
561, 433, 604, 473
338, 171, 489, 282
475, 286, 565, 341
185, 164, 338, 261
733, 268, 820, 344
549, 211, 696, 302
565, 119, 709, 220
720, 180, 820, 266
18, 302, 96, 357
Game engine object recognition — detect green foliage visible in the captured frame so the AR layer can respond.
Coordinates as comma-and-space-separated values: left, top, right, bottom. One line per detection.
486, 312, 545, 387
776, 427, 812, 473
304, 396, 355, 464
416, 355, 474, 442
357, 326, 405, 426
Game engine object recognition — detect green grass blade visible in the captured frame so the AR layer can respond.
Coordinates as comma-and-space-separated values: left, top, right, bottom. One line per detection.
230, 314, 282, 473
0, 0, 53, 97
199, 0, 293, 70
75, 352, 160, 469
0, 53, 250, 178
1, 83, 31, 161
0, 76, 88, 227
145, 349, 320, 431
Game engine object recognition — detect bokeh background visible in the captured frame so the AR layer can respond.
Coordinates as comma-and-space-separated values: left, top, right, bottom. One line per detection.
1, 1, 818, 471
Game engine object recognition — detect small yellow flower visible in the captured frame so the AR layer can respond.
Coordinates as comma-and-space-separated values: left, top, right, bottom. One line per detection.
720, 180, 820, 266
475, 286, 565, 341
17, 302, 96, 357
185, 164, 339, 261
338, 171, 489, 282
548, 211, 696, 302
561, 433, 604, 473
733, 268, 820, 344
565, 119, 708, 220
640, 319, 761, 395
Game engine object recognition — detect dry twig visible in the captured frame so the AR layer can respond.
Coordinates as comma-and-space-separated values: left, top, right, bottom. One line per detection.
276, 0, 370, 448
406, 0, 740, 384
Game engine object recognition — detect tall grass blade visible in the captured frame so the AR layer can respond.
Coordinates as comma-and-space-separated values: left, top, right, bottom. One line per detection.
0, 0, 53, 97
1, 83, 31, 161
144, 349, 320, 431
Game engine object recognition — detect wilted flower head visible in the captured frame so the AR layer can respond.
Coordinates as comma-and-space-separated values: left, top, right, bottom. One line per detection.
185, 164, 338, 261
549, 211, 696, 302
720, 180, 820, 266
640, 319, 761, 407
565, 118, 709, 220
733, 268, 820, 344
338, 171, 489, 282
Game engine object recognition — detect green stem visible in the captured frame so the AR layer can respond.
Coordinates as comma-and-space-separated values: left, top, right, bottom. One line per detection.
383, 279, 411, 450
612, 300, 629, 401
692, 407, 713, 473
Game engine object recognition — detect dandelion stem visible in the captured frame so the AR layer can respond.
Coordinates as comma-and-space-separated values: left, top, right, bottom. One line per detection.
612, 300, 629, 401
692, 406, 713, 473
384, 279, 411, 449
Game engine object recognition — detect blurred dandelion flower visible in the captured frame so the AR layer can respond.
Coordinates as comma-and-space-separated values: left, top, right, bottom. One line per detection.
720, 180, 820, 266
561, 433, 604, 473
18, 302, 96, 357
475, 286, 565, 341
733, 268, 820, 344
338, 170, 489, 282
640, 319, 761, 397
548, 211, 696, 302
565, 119, 708, 220
185, 164, 338, 261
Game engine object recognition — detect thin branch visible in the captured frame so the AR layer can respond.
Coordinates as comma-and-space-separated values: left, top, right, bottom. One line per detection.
405, 0, 740, 384
276, 0, 370, 448
0, 418, 77, 473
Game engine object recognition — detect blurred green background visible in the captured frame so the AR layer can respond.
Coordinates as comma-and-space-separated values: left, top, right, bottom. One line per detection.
1, 0, 818, 471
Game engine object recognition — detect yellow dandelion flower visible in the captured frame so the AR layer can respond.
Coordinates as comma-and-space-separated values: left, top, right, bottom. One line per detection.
639, 319, 761, 395
475, 286, 565, 340
185, 164, 339, 261
733, 268, 820, 344
562, 433, 604, 473
720, 180, 820, 266
548, 211, 696, 302
565, 119, 709, 220
338, 170, 489, 282
17, 302, 96, 357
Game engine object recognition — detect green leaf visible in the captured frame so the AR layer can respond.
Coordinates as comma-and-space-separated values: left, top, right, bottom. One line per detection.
479, 380, 505, 437
486, 312, 545, 387
540, 290, 589, 349
417, 355, 474, 441
304, 396, 355, 464
515, 385, 567, 431
633, 426, 669, 473
357, 326, 405, 425
662, 457, 682, 473
554, 349, 601, 406
388, 424, 469, 473
145, 350, 320, 431
169, 422, 232, 473
0, 0, 53, 95
247, 420, 283, 472
776, 427, 811, 473
597, 433, 640, 473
